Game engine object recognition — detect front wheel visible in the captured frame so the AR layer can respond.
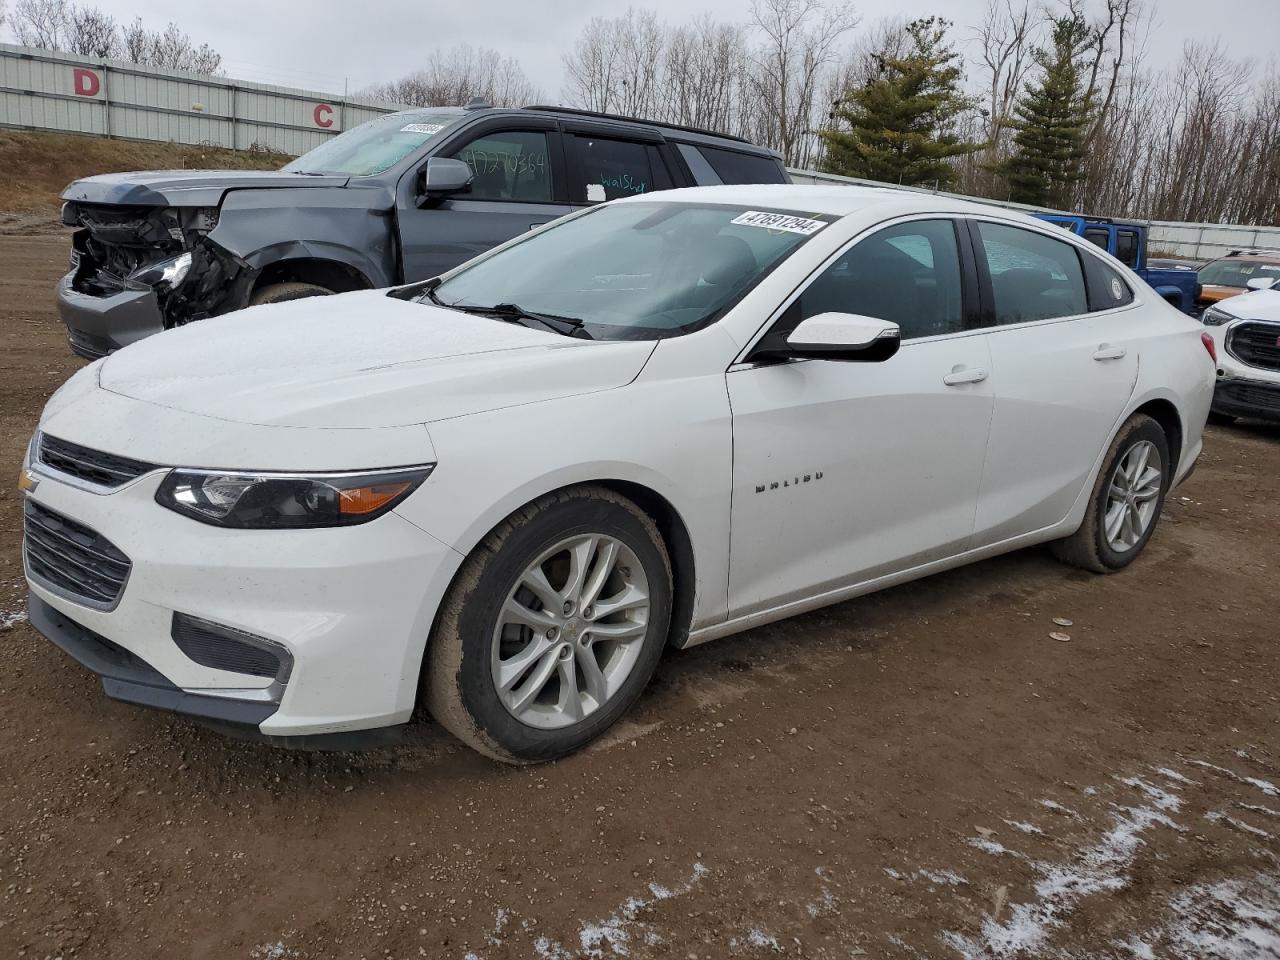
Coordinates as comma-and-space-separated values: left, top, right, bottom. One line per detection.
425, 486, 672, 763
1051, 414, 1170, 573
249, 281, 333, 305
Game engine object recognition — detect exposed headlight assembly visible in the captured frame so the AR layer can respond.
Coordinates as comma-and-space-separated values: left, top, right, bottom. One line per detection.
1201, 306, 1235, 327
129, 252, 193, 290
156, 465, 434, 529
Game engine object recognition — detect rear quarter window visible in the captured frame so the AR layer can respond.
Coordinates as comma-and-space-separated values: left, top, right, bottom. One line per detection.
1082, 252, 1136, 310
696, 146, 787, 185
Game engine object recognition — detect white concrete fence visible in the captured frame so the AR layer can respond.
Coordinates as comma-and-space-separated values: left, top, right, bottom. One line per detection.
2, 42, 1275, 258
0, 42, 404, 156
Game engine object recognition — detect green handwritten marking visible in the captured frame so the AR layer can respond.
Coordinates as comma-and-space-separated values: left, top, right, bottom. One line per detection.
600, 174, 647, 195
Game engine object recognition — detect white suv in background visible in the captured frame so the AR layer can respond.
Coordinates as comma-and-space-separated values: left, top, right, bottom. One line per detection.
1200, 278, 1280, 424
20, 185, 1214, 762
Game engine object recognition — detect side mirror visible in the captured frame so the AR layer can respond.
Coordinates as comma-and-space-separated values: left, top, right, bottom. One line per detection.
772, 312, 901, 362
417, 157, 472, 204
1245, 277, 1278, 292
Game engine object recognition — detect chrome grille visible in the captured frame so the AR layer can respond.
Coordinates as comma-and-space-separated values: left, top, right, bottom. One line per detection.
23, 501, 132, 608
39, 434, 157, 488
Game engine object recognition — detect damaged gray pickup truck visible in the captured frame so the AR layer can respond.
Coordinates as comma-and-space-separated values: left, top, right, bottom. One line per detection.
56, 103, 788, 358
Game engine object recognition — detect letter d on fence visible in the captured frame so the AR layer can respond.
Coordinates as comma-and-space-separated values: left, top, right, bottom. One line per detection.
73, 68, 101, 97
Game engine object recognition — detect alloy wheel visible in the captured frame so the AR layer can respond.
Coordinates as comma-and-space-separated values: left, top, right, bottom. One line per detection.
1103, 440, 1163, 553
490, 534, 650, 729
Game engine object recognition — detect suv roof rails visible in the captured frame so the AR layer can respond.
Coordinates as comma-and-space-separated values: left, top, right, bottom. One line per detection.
521, 105, 753, 146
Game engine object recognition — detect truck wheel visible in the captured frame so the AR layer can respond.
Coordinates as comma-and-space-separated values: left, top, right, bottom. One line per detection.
250, 282, 333, 305
425, 485, 672, 764
1051, 414, 1169, 574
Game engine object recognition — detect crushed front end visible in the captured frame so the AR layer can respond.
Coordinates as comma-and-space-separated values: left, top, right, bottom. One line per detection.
58, 202, 249, 359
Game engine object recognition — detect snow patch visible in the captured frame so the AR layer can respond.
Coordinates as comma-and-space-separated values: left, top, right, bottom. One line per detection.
1135, 871, 1280, 959
746, 928, 782, 951
1205, 810, 1273, 840
1187, 760, 1279, 798
573, 862, 708, 958
0, 607, 27, 630
1004, 820, 1043, 835
1117, 776, 1183, 812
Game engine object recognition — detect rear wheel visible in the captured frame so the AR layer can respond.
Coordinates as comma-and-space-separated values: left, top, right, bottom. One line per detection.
425, 485, 672, 764
249, 281, 333, 305
1051, 414, 1170, 573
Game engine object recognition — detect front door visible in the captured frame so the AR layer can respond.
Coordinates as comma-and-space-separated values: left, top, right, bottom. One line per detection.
727, 218, 994, 618
397, 123, 571, 281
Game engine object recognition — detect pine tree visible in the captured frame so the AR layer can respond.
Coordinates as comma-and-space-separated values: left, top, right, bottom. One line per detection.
998, 16, 1094, 208
819, 18, 980, 188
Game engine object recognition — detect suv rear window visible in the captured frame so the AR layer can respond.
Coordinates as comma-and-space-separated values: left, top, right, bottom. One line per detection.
695, 146, 786, 185
568, 137, 671, 203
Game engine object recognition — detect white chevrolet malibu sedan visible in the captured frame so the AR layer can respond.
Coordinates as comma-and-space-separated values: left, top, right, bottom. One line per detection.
20, 186, 1215, 761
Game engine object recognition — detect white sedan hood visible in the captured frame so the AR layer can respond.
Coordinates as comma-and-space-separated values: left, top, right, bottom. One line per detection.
98, 291, 656, 428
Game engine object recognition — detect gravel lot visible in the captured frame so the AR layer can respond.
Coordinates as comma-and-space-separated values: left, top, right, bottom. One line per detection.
2, 231, 1278, 960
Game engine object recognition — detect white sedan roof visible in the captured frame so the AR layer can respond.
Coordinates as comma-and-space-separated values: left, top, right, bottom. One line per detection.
619, 183, 1040, 225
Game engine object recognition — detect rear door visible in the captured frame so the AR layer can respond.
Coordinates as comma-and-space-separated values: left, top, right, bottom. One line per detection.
967, 219, 1140, 547
395, 115, 571, 281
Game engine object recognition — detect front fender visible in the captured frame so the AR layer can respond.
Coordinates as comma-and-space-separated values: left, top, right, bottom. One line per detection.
208, 187, 398, 290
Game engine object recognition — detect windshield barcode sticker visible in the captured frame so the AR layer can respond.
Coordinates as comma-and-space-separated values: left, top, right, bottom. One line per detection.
401, 123, 445, 135
731, 211, 827, 235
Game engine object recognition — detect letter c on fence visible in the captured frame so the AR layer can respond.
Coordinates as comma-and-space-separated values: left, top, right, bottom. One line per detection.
73, 68, 101, 98
314, 104, 334, 128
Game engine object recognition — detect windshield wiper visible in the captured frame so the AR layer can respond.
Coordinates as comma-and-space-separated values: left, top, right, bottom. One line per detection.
464, 302, 592, 339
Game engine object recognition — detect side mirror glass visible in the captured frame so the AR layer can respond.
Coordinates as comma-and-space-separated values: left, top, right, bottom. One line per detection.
778, 312, 901, 362
1245, 277, 1278, 291
418, 157, 473, 204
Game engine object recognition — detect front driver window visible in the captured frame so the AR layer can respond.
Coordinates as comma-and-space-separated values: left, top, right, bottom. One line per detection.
793, 219, 965, 340
449, 131, 552, 202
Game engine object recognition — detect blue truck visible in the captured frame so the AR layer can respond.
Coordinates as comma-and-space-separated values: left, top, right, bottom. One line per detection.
1035, 215, 1200, 315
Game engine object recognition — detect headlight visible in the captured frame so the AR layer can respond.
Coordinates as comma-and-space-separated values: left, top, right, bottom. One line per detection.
1201, 306, 1235, 327
155, 465, 434, 529
129, 252, 192, 289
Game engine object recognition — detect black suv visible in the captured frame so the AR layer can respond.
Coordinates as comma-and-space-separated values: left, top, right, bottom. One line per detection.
56, 103, 790, 358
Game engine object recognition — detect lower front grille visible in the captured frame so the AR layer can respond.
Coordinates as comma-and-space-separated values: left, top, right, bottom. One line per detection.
23, 501, 132, 608
1217, 379, 1280, 415
1228, 321, 1280, 372
171, 614, 289, 681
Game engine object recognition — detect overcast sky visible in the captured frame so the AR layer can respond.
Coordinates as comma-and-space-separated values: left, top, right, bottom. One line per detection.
17, 0, 1280, 98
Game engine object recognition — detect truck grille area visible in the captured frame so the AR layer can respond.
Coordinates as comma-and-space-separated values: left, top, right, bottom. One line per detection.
1228, 322, 1280, 372
24, 501, 132, 608
39, 434, 158, 488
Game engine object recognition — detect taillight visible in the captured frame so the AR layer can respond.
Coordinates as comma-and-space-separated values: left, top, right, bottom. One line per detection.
1201, 332, 1216, 363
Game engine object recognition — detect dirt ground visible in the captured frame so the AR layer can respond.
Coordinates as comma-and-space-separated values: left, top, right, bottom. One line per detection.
1, 230, 1278, 960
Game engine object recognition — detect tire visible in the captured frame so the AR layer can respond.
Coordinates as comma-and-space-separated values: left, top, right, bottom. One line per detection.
1206, 411, 1236, 426
1051, 414, 1171, 574
249, 281, 333, 306
425, 485, 673, 764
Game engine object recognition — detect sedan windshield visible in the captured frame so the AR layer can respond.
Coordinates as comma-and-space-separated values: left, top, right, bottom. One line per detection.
283, 110, 464, 177
430, 202, 831, 340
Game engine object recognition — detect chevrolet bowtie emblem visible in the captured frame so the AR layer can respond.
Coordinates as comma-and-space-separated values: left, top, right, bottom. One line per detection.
18, 468, 38, 494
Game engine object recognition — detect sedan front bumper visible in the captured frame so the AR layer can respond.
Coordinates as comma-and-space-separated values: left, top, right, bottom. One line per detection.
55, 272, 165, 359
22, 466, 464, 741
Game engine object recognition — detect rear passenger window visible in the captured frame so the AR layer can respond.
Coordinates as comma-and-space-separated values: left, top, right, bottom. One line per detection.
1084, 228, 1109, 250
450, 131, 552, 202
794, 219, 964, 340
1083, 254, 1136, 310
976, 222, 1088, 324
696, 146, 787, 185
568, 136, 658, 203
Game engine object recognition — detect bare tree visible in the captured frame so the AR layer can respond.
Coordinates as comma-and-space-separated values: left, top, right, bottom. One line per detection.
65, 4, 117, 58
562, 10, 666, 116
746, 0, 858, 167
367, 45, 541, 108
12, 0, 68, 48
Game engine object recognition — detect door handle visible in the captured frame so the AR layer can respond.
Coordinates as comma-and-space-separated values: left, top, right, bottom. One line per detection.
943, 366, 989, 386
1093, 344, 1127, 361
